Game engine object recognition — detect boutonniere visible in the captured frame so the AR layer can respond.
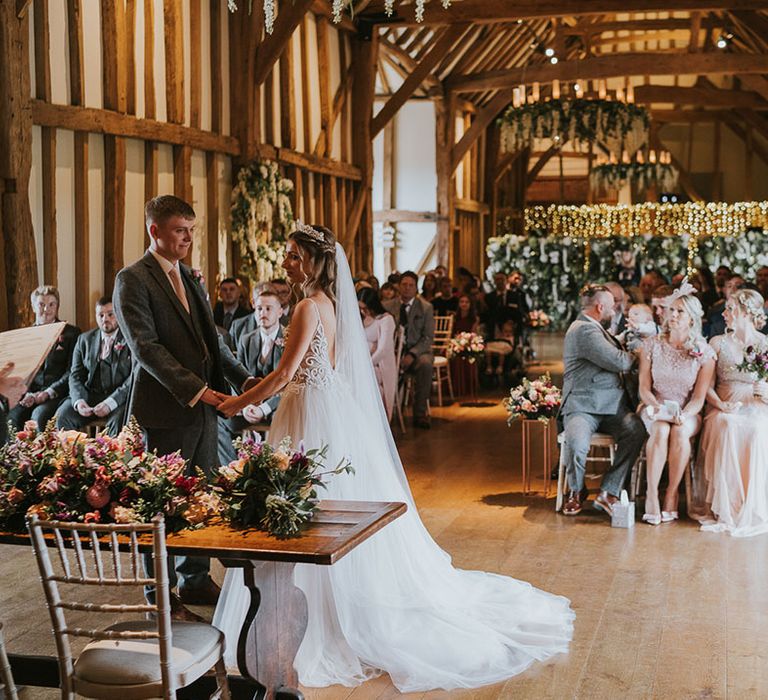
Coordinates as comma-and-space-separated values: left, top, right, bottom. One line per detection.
274, 337, 285, 348
114, 340, 126, 353
190, 268, 205, 287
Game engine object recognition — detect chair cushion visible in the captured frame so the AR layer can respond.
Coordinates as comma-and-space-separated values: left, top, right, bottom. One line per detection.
74, 620, 222, 686
433, 356, 449, 367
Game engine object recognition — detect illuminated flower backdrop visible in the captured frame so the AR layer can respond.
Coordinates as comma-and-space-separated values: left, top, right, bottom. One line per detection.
487, 202, 768, 329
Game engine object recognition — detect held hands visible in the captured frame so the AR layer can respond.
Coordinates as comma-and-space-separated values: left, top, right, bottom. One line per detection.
200, 388, 230, 407
218, 394, 247, 418
33, 391, 50, 405
75, 400, 94, 417
20, 393, 36, 408
93, 402, 112, 418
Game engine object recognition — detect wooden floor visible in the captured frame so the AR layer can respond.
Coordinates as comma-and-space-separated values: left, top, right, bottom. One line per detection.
4, 346, 767, 699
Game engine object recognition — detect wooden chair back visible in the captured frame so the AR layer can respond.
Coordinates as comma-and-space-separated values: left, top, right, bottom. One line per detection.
27, 515, 174, 698
433, 315, 454, 355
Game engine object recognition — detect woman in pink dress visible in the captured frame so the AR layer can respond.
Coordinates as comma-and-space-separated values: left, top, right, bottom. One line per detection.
637, 285, 716, 525
696, 289, 768, 537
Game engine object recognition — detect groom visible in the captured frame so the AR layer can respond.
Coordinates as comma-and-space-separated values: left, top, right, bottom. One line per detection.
559, 284, 647, 516
114, 195, 254, 617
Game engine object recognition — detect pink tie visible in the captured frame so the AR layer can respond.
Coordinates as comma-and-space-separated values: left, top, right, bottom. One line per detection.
168, 268, 190, 313
101, 335, 114, 360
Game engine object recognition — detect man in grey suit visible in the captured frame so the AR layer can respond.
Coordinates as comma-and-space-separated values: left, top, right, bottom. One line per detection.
114, 195, 254, 618
57, 296, 132, 436
559, 284, 647, 516
218, 290, 285, 464
384, 271, 434, 429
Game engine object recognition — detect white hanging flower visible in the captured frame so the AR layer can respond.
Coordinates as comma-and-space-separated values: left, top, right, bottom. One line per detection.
263, 0, 275, 34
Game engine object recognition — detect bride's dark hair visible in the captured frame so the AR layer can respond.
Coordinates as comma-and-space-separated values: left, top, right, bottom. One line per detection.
289, 224, 338, 305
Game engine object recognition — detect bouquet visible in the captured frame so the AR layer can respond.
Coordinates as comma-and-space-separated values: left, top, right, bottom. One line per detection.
446, 332, 485, 363
214, 434, 353, 537
734, 345, 768, 384
0, 419, 218, 533
504, 373, 561, 424
528, 310, 551, 328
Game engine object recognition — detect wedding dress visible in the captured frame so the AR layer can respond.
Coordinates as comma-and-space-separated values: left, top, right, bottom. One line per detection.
213, 244, 574, 692
695, 334, 768, 538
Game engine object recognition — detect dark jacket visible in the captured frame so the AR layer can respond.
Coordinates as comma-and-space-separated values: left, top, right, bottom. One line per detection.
213, 301, 251, 330
237, 326, 285, 415
68, 328, 133, 408
29, 323, 81, 398
113, 252, 250, 429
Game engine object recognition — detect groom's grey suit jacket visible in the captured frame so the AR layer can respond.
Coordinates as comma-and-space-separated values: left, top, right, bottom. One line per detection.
114, 252, 250, 436
560, 313, 636, 418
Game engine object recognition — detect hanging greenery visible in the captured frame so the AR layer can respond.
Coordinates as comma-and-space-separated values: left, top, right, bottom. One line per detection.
589, 162, 679, 193
498, 98, 650, 156
230, 160, 294, 282
227, 0, 452, 34
487, 202, 768, 330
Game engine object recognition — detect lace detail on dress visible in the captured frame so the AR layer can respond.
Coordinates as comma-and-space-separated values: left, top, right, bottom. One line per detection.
643, 335, 716, 406
283, 301, 335, 395
715, 334, 768, 385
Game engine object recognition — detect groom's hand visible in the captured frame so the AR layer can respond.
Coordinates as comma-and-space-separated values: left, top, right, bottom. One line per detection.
200, 388, 226, 407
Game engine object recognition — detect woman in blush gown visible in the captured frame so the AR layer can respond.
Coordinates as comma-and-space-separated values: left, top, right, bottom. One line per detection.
695, 289, 768, 537
637, 284, 715, 525
357, 287, 397, 420
215, 222, 574, 693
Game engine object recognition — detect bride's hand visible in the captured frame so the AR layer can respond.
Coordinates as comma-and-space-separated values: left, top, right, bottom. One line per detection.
218, 394, 247, 418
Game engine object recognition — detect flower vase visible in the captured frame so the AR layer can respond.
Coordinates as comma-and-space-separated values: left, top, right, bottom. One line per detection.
520, 417, 557, 497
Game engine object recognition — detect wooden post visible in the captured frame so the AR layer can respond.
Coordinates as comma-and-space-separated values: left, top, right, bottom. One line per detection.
712, 119, 721, 200
435, 92, 454, 269
348, 31, 377, 270
0, 3, 38, 328
483, 122, 499, 245
382, 119, 396, 275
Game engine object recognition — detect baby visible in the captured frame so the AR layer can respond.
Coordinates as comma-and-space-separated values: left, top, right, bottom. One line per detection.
617, 303, 658, 352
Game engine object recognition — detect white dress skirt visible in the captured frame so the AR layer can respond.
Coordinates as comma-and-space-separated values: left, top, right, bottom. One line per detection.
213, 306, 574, 692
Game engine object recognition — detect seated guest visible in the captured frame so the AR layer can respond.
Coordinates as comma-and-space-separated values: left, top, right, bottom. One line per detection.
604, 282, 627, 335
483, 272, 508, 331
0, 363, 26, 445
384, 271, 434, 429
421, 273, 438, 304
218, 291, 285, 464
358, 288, 397, 420
271, 278, 293, 326
705, 274, 745, 338
693, 266, 718, 315
637, 284, 715, 525
639, 270, 667, 304
213, 277, 250, 332
229, 284, 272, 350
559, 285, 646, 517
756, 265, 768, 298
432, 277, 458, 316
715, 264, 732, 298
379, 282, 398, 302
9, 286, 80, 430
485, 319, 517, 376
56, 296, 132, 436
650, 285, 674, 326
695, 290, 768, 536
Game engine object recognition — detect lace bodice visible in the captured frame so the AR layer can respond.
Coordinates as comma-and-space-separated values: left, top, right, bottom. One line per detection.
284, 301, 335, 394
644, 335, 716, 406
713, 334, 768, 386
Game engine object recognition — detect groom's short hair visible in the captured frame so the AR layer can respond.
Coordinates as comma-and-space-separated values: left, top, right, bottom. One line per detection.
145, 195, 196, 230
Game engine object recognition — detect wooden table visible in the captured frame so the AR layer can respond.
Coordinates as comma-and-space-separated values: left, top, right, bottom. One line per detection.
0, 499, 407, 700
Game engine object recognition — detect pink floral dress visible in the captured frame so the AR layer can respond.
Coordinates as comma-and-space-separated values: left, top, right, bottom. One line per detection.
641, 335, 715, 430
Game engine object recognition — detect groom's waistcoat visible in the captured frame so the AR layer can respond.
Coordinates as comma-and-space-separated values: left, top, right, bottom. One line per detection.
560, 314, 635, 417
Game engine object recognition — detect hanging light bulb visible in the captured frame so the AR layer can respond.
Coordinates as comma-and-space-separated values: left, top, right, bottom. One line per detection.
544, 47, 555, 57
550, 56, 559, 64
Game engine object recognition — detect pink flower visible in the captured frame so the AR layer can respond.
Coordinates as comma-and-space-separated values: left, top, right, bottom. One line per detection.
84, 511, 101, 524
85, 484, 111, 510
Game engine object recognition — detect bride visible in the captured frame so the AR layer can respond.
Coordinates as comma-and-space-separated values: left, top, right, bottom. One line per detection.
215, 223, 574, 692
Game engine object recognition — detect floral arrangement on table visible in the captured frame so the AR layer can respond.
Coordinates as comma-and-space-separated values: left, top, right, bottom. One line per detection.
498, 98, 650, 157
487, 203, 768, 330
0, 419, 218, 533
527, 310, 551, 329
735, 346, 768, 381
504, 374, 562, 425
589, 161, 678, 194
230, 160, 294, 282
445, 332, 485, 363
214, 434, 353, 538
226, 0, 452, 34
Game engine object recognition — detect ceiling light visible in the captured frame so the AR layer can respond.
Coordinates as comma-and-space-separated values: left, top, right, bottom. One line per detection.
544, 47, 555, 57
716, 36, 728, 49
550, 56, 559, 64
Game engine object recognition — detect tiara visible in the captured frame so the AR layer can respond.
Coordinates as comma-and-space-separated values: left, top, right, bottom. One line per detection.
294, 220, 324, 243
